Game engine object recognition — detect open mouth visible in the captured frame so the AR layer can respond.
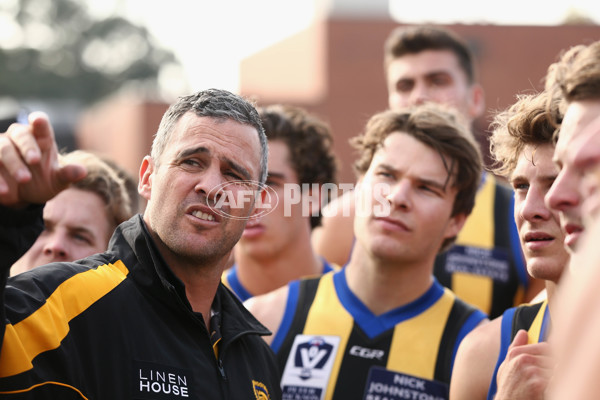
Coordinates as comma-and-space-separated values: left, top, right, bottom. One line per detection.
525, 236, 552, 242
191, 209, 216, 222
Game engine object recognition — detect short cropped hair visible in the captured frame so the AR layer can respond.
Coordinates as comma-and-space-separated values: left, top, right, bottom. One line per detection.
490, 91, 562, 177
351, 105, 482, 251
151, 89, 268, 184
384, 25, 476, 84
259, 104, 338, 229
59, 151, 134, 236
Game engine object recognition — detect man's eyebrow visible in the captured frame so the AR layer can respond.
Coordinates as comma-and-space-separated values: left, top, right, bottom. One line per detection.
176, 146, 210, 160
417, 177, 448, 192
378, 162, 448, 191
510, 173, 526, 184
425, 70, 452, 79
68, 226, 96, 238
175, 146, 253, 180
42, 218, 55, 230
222, 158, 252, 181
44, 220, 99, 241
266, 172, 286, 181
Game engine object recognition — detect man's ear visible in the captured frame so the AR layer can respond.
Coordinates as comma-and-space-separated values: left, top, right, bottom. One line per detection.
138, 156, 154, 201
444, 212, 468, 240
468, 83, 486, 120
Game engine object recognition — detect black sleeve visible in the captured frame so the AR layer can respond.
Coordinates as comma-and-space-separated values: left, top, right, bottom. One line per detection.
0, 203, 44, 360
0, 204, 44, 273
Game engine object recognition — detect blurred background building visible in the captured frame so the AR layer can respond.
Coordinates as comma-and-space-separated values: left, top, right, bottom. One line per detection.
240, 22, 600, 182
2, 0, 599, 186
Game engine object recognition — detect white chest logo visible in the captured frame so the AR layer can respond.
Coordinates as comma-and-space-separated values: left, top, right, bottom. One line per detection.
280, 335, 341, 400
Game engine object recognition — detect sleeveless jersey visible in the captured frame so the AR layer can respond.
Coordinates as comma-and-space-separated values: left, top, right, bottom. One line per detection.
222, 260, 336, 302
274, 270, 487, 400
433, 173, 528, 318
487, 300, 549, 399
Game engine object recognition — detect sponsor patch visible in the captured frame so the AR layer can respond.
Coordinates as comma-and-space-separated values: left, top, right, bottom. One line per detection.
363, 367, 448, 400
133, 360, 193, 399
444, 245, 510, 283
280, 335, 341, 400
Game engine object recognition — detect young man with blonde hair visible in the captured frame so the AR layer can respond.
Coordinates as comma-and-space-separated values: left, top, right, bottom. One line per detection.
451, 90, 567, 400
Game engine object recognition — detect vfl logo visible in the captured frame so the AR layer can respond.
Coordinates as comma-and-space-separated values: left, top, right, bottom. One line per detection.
252, 380, 271, 400
294, 337, 334, 380
207, 180, 278, 220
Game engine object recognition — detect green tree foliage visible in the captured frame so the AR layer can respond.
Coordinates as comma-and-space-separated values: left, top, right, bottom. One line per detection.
0, 0, 180, 104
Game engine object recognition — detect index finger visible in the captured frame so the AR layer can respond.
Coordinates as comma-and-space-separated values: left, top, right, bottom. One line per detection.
28, 111, 57, 161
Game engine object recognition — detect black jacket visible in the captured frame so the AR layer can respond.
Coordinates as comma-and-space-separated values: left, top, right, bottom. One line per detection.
0, 204, 43, 271
0, 214, 282, 399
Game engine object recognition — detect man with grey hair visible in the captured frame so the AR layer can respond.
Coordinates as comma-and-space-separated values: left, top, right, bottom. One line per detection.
0, 89, 281, 399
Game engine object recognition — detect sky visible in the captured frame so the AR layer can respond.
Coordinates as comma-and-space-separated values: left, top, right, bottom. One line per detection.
81, 0, 600, 94
389, 0, 600, 25
85, 0, 317, 94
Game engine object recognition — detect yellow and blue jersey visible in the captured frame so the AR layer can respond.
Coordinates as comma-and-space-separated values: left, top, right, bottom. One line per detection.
274, 269, 487, 400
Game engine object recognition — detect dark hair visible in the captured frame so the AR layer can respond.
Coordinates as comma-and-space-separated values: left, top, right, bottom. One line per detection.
351, 104, 482, 251
384, 25, 476, 84
151, 88, 268, 183
259, 104, 338, 229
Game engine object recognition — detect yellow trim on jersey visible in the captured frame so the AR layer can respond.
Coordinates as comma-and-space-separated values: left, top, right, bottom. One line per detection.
0, 261, 129, 377
0, 380, 89, 399
527, 300, 548, 344
302, 273, 354, 400
387, 288, 455, 379
456, 174, 496, 248
452, 175, 497, 313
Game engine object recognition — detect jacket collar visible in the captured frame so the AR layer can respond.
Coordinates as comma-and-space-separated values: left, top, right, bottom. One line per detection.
108, 215, 271, 337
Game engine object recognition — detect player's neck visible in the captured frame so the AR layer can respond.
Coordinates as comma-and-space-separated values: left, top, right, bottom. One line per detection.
345, 245, 435, 315
236, 239, 323, 297
545, 280, 558, 323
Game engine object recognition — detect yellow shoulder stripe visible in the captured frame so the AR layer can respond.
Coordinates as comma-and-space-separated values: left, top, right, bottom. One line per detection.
0, 380, 89, 399
456, 174, 495, 248
303, 273, 353, 400
527, 299, 548, 344
0, 261, 129, 377
451, 175, 497, 314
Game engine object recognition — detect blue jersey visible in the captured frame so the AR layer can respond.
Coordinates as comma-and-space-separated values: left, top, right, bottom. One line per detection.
487, 300, 549, 399
222, 259, 336, 302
